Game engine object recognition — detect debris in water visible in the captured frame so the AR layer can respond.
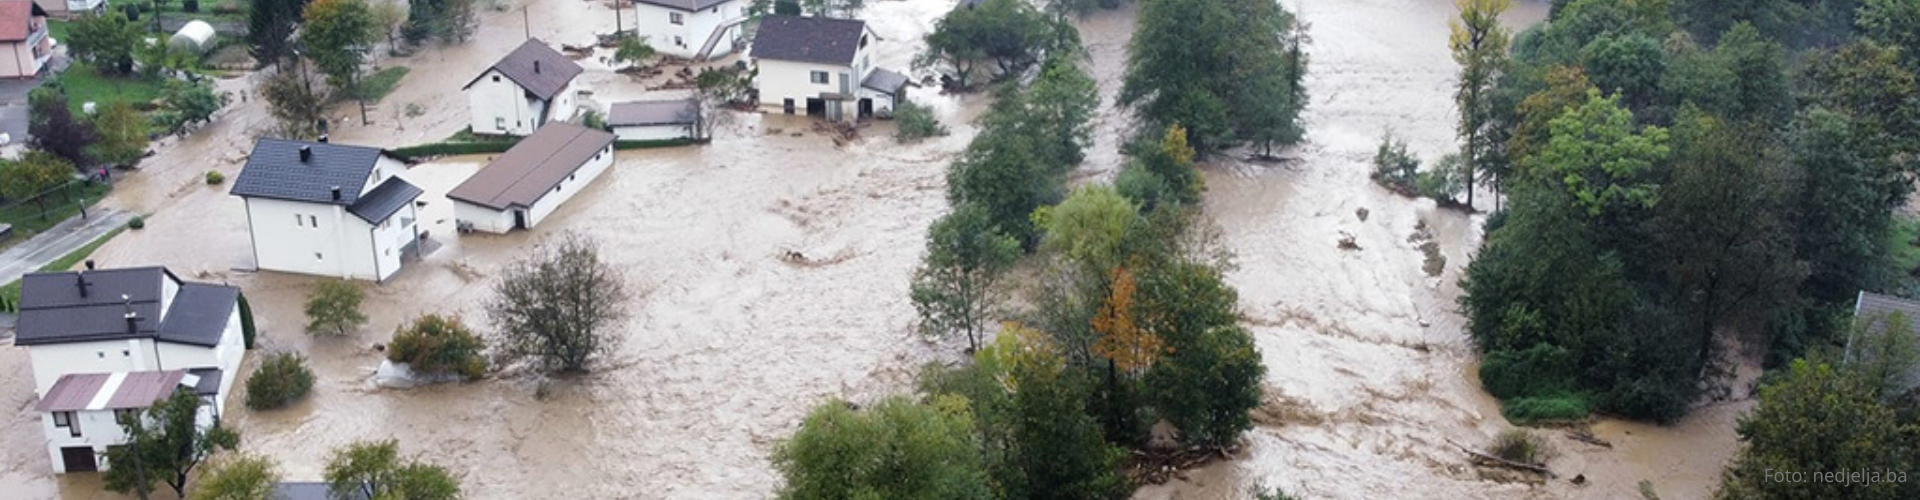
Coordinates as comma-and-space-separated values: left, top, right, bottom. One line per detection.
1356, 207, 1370, 221
1337, 231, 1361, 250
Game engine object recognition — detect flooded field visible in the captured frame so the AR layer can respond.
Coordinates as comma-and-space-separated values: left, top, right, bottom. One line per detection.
0, 0, 1753, 499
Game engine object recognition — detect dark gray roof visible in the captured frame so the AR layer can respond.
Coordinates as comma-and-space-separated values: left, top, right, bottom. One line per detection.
1857, 291, 1920, 337
751, 16, 868, 65
447, 122, 616, 210
632, 0, 734, 11
14, 266, 239, 348
346, 177, 423, 223
464, 39, 583, 102
231, 138, 392, 206
275, 482, 369, 500
861, 68, 908, 94
186, 367, 222, 396
608, 99, 698, 127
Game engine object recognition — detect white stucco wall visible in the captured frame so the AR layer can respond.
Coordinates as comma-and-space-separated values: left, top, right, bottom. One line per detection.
755, 58, 854, 114
632, 0, 746, 58
612, 123, 691, 141
453, 200, 517, 234
44, 403, 218, 473
526, 144, 615, 227
243, 156, 413, 281
468, 69, 539, 136
30, 339, 155, 396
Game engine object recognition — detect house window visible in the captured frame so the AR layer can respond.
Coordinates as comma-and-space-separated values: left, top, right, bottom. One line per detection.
96, 351, 104, 359
674, 36, 684, 47
496, 117, 507, 130
295, 214, 304, 227
53, 411, 79, 437
315, 252, 324, 261
860, 35, 868, 49
309, 215, 319, 227
121, 349, 129, 357
671, 12, 684, 24
810, 71, 828, 84
492, 75, 501, 83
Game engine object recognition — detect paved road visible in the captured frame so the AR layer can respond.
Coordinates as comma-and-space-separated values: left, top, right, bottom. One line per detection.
0, 208, 130, 284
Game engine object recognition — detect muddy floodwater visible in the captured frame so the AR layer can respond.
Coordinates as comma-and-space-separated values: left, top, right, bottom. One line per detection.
0, 0, 1751, 499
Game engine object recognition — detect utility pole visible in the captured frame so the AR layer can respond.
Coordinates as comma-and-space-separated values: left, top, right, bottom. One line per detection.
615, 0, 624, 36
523, 5, 531, 40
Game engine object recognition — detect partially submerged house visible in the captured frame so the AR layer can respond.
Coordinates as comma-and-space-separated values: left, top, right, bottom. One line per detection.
607, 99, 698, 141
464, 38, 584, 136
630, 0, 749, 60
1850, 291, 1920, 394
14, 265, 243, 407
750, 15, 907, 122
0, 1, 52, 78
230, 138, 424, 282
37, 369, 216, 473
447, 122, 617, 233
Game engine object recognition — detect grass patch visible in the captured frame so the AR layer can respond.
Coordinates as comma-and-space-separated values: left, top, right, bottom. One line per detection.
52, 62, 167, 115
1889, 214, 1920, 277
47, 20, 70, 43
356, 66, 410, 102
0, 225, 128, 312
1500, 393, 1591, 424
0, 181, 114, 237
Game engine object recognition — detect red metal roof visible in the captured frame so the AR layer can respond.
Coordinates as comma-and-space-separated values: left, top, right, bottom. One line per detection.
0, 1, 34, 43
36, 370, 188, 413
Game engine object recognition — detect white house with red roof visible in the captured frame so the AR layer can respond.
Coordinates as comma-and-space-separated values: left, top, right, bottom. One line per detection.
36, 369, 217, 473
0, 1, 51, 78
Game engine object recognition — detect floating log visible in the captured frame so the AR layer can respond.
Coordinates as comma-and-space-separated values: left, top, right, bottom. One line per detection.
1448, 439, 1556, 478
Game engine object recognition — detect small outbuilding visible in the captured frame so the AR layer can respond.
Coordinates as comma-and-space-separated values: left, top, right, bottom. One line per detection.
447, 122, 617, 233
1850, 291, 1920, 394
607, 99, 698, 141
167, 20, 216, 55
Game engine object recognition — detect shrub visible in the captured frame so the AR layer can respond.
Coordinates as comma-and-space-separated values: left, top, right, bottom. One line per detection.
1500, 394, 1590, 423
305, 279, 367, 336
245, 353, 315, 410
580, 109, 606, 130
1254, 487, 1304, 500
128, 216, 145, 229
205, 171, 225, 185
1370, 132, 1419, 191
237, 293, 257, 349
1487, 428, 1549, 464
1417, 153, 1467, 202
388, 314, 488, 379
212, 0, 242, 15
184, 0, 199, 12
894, 101, 947, 143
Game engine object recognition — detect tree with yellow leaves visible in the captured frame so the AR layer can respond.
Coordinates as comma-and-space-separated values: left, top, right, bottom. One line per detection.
1092, 265, 1162, 374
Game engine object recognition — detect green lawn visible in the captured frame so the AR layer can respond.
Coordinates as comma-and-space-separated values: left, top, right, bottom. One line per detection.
46, 20, 69, 44
358, 66, 411, 102
52, 62, 168, 114
0, 225, 128, 312
0, 180, 113, 237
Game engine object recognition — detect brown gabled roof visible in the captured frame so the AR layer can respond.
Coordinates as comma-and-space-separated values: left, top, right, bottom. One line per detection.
446, 122, 616, 210
463, 39, 583, 102
37, 370, 188, 413
0, 1, 38, 43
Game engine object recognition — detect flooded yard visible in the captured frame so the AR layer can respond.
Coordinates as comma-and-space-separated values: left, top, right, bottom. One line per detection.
0, 1, 1752, 499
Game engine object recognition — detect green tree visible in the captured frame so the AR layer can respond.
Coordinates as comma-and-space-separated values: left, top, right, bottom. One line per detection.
486, 233, 630, 374
1121, 0, 1304, 154
0, 152, 76, 206
1847, 311, 1920, 399
1037, 185, 1139, 277
1861, 0, 1920, 74
947, 91, 1062, 244
90, 102, 149, 166
27, 88, 98, 168
911, 203, 1021, 352
244, 352, 315, 409
1115, 124, 1201, 212
1713, 361, 1919, 500
188, 455, 279, 500
68, 11, 143, 75
103, 389, 241, 499
772, 395, 991, 500
1023, 56, 1099, 167
370, 0, 406, 52
915, 0, 1053, 88
305, 278, 367, 336
248, 0, 300, 67
1450, 0, 1512, 210
614, 35, 656, 68
388, 314, 488, 379
1532, 89, 1669, 219
261, 65, 325, 139
155, 79, 228, 135
1506, 66, 1594, 174
1803, 41, 1920, 194
1790, 109, 1894, 310
324, 440, 462, 500
302, 0, 379, 98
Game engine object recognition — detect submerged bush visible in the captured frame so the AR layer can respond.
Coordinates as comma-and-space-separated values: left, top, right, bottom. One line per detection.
894, 102, 948, 143
246, 352, 315, 410
1488, 428, 1549, 464
388, 314, 488, 379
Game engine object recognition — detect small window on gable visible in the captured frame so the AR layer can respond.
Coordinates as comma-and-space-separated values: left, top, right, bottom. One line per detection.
492, 75, 501, 83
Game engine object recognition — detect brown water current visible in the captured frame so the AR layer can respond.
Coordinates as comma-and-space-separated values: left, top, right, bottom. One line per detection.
0, 0, 1752, 499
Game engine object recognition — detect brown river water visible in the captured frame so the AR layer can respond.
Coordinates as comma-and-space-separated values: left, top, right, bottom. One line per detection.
0, 1, 1750, 499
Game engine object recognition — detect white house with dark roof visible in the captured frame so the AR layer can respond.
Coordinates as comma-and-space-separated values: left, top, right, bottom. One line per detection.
447, 122, 616, 233
464, 38, 583, 136
630, 0, 748, 59
37, 369, 217, 473
607, 99, 699, 141
230, 138, 423, 281
15, 265, 244, 405
750, 15, 908, 122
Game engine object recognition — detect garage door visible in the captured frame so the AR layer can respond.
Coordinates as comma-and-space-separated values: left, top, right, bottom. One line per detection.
61, 446, 97, 472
